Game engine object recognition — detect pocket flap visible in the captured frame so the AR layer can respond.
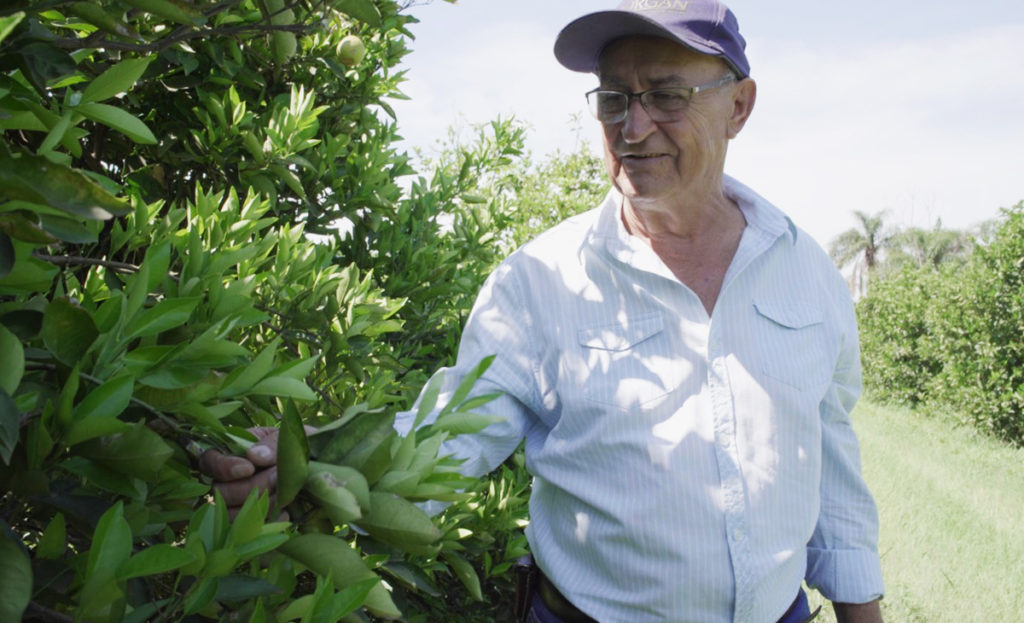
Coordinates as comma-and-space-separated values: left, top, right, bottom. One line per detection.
753, 299, 823, 330
577, 313, 664, 351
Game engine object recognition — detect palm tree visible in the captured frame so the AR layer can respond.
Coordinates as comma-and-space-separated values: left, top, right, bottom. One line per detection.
887, 219, 973, 271
829, 210, 893, 296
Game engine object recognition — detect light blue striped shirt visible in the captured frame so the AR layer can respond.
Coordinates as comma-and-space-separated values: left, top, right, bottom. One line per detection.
397, 176, 884, 622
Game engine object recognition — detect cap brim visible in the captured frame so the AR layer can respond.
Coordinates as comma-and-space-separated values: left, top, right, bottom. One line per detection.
554, 10, 725, 74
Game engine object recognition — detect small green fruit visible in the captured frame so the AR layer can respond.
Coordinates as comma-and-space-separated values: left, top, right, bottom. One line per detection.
337, 34, 365, 67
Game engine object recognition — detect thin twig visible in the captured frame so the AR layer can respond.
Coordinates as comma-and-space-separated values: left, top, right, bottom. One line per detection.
33, 253, 140, 274
50, 21, 312, 53
24, 602, 75, 623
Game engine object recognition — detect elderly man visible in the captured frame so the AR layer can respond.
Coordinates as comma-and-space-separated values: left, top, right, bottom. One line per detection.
207, 1, 885, 621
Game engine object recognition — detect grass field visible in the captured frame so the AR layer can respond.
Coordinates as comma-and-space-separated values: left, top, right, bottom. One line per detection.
806, 400, 1024, 622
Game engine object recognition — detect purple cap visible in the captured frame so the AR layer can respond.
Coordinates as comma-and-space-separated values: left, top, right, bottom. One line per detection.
554, 0, 750, 78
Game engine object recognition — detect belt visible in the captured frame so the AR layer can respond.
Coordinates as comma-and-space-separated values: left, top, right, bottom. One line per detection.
536, 568, 818, 623
537, 570, 597, 623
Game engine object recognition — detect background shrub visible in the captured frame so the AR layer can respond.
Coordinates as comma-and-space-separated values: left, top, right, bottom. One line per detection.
856, 203, 1024, 445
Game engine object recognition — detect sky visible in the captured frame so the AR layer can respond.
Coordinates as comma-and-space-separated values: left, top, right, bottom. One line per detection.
389, 0, 1024, 248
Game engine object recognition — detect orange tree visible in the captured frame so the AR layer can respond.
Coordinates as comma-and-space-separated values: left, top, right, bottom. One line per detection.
0, 0, 573, 620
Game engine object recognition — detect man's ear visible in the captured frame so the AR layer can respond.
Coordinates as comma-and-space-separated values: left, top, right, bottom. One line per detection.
726, 78, 757, 139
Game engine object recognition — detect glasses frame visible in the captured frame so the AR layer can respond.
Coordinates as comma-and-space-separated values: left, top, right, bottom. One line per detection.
585, 73, 737, 124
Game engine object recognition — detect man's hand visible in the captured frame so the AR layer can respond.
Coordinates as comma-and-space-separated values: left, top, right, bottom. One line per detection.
834, 600, 883, 623
198, 427, 281, 515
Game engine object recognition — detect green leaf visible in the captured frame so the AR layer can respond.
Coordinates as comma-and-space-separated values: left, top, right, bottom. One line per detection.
79, 422, 173, 480
277, 533, 378, 587
337, 0, 381, 26
65, 2, 138, 39
439, 355, 495, 416
0, 324, 24, 395
125, 296, 201, 339
0, 533, 32, 623
276, 401, 309, 509
183, 576, 219, 616
120, 0, 206, 26
414, 369, 444, 429
0, 13, 25, 46
38, 110, 72, 154
37, 513, 66, 560
213, 574, 283, 603
249, 376, 317, 401
0, 212, 58, 244
0, 254, 59, 295
87, 501, 133, 574
39, 213, 99, 243
41, 298, 98, 366
357, 492, 442, 555
305, 470, 363, 524
81, 56, 154, 104
430, 411, 503, 436
117, 544, 195, 580
74, 374, 134, 421
0, 389, 19, 465
225, 489, 268, 549
64, 415, 131, 446
218, 337, 280, 397
0, 147, 130, 219
141, 239, 171, 292
233, 532, 288, 559
76, 102, 158, 144
443, 551, 483, 601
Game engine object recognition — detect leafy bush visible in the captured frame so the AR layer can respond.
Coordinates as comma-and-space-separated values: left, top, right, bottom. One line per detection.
857, 266, 943, 406
0, 0, 612, 619
0, 0, 506, 620
857, 202, 1024, 445
925, 203, 1024, 443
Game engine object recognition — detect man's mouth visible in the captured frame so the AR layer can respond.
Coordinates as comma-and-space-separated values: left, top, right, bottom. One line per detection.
620, 153, 665, 161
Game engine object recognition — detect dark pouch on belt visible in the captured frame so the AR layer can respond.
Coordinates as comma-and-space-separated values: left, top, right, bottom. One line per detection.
514, 555, 538, 623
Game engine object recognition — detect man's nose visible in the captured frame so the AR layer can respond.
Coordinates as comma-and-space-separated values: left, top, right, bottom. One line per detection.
620, 97, 657, 142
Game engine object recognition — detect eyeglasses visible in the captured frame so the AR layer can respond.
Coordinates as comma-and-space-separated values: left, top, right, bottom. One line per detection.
585, 73, 736, 124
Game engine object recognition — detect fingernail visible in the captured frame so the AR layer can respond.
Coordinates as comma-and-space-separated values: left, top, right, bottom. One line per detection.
230, 464, 252, 479
252, 446, 273, 461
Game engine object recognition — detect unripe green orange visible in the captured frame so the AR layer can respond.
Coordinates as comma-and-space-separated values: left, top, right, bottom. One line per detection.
337, 34, 365, 67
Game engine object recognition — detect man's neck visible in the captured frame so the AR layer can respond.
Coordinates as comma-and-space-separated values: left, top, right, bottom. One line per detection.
621, 193, 747, 314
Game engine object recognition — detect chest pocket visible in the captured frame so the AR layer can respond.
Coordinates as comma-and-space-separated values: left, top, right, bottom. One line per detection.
752, 298, 831, 392
570, 312, 685, 411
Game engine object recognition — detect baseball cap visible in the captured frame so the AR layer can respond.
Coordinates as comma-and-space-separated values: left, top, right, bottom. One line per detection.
554, 0, 750, 78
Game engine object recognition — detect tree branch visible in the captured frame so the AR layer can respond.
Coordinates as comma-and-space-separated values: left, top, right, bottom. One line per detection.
50, 20, 313, 54
34, 253, 140, 274
24, 602, 75, 623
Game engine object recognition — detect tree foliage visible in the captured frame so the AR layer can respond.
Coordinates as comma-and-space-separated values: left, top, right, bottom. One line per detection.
857, 202, 1024, 446
0, 0, 575, 621
0, 0, 611, 618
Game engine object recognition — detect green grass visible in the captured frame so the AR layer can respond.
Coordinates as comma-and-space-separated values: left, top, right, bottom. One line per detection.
806, 400, 1024, 622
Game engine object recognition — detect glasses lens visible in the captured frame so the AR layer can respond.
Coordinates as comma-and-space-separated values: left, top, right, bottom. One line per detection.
644, 90, 689, 115
588, 91, 627, 122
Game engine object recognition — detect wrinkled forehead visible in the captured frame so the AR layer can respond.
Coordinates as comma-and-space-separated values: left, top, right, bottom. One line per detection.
597, 35, 727, 82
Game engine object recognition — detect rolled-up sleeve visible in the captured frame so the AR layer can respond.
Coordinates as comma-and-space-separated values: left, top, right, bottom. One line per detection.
806, 288, 885, 604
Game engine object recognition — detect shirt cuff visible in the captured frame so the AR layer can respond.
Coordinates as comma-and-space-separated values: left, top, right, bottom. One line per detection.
805, 547, 885, 604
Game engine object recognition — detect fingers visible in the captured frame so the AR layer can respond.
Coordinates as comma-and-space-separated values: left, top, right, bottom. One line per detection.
243, 424, 315, 468
214, 466, 278, 508
246, 431, 279, 468
198, 448, 256, 482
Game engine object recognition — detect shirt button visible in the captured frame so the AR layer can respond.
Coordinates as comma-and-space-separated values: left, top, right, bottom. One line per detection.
732, 528, 746, 542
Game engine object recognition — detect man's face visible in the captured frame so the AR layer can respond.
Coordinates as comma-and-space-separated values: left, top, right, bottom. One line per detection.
597, 36, 742, 209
